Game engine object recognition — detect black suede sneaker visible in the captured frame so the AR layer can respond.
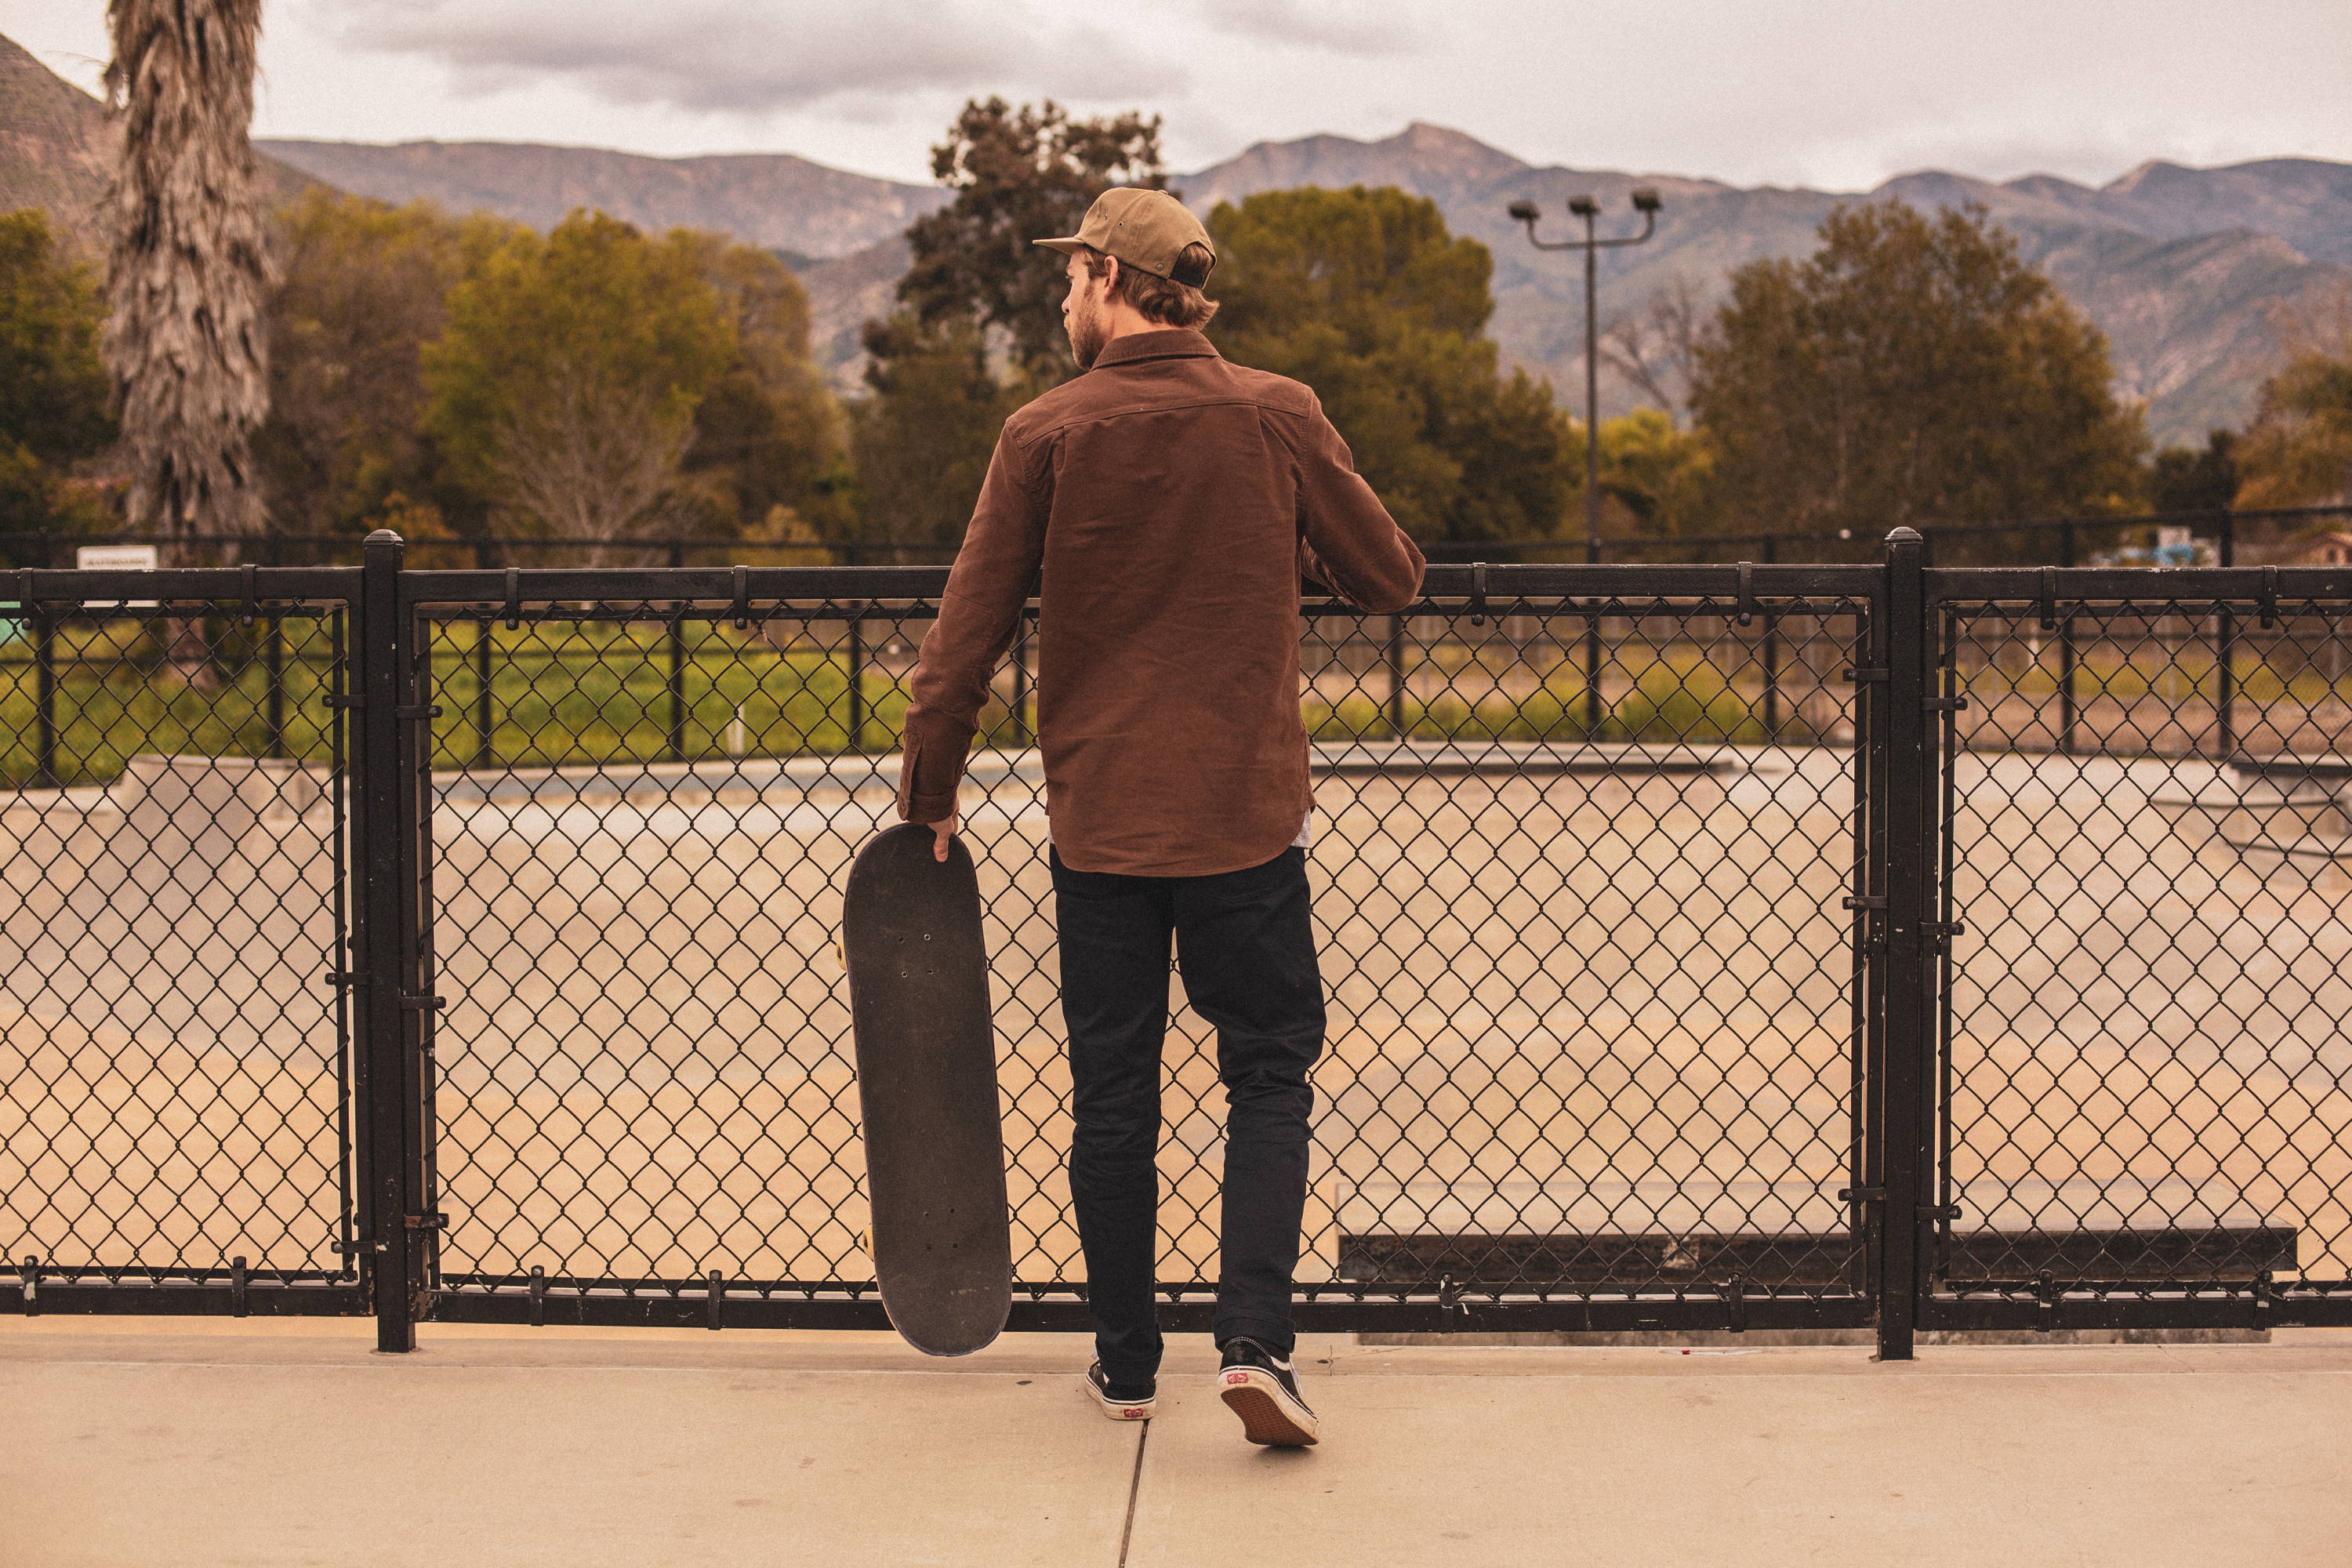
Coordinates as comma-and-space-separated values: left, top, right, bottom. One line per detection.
1083, 1360, 1156, 1421
1216, 1337, 1319, 1446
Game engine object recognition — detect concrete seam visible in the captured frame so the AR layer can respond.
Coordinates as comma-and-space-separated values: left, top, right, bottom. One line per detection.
1116, 1418, 1149, 1568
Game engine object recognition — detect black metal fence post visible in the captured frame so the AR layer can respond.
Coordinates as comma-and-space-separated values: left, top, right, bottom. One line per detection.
2058, 521, 2078, 756
1760, 534, 1781, 738
846, 607, 866, 754
472, 540, 495, 770
1386, 613, 1407, 741
32, 590, 57, 789
2215, 509, 2238, 759
354, 528, 429, 1352
665, 542, 688, 763
1873, 526, 1934, 1361
264, 535, 286, 760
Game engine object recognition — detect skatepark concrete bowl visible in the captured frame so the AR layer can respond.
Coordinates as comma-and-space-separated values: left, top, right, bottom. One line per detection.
4, 739, 2350, 1298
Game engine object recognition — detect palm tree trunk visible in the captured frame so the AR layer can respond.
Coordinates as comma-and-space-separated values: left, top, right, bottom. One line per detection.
103, 0, 274, 690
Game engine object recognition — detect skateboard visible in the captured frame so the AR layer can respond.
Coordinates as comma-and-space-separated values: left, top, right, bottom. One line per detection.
840, 822, 1012, 1356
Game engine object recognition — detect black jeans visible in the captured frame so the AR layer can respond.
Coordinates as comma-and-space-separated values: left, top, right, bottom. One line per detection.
1049, 843, 1325, 1383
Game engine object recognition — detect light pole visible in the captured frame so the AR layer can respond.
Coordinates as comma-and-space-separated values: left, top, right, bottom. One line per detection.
1508, 189, 1662, 564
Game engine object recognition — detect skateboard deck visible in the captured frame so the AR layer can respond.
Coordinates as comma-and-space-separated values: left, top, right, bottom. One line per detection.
841, 822, 1011, 1356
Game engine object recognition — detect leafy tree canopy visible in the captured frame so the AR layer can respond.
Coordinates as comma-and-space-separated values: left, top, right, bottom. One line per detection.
2233, 289, 2352, 510
2147, 430, 2240, 515
421, 211, 737, 550
259, 189, 514, 535
895, 97, 1166, 387
1207, 185, 1572, 542
0, 209, 113, 472
1688, 200, 2145, 548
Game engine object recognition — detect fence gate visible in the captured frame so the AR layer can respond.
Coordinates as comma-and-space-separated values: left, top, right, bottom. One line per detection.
2, 566, 366, 1319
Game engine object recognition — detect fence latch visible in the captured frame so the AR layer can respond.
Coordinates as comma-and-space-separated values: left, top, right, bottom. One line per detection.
398, 993, 445, 1012
394, 704, 442, 722
1838, 1186, 1886, 1204
1923, 695, 1969, 713
1842, 667, 1889, 684
402, 1212, 448, 1231
1842, 895, 1886, 911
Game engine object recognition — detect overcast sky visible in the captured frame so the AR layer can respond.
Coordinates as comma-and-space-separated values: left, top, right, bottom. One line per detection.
9, 0, 2349, 189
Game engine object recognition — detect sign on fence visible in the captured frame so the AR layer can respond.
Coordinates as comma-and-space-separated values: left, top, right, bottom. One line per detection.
75, 543, 160, 605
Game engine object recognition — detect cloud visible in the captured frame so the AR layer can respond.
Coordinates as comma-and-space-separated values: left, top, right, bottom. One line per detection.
1195, 0, 1420, 56
320, 0, 1183, 116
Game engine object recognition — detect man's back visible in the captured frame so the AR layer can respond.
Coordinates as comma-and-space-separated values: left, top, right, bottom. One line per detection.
897, 326, 1424, 876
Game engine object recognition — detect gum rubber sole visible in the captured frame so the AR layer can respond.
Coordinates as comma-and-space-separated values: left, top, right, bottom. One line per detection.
1081, 1372, 1155, 1421
1218, 1369, 1319, 1446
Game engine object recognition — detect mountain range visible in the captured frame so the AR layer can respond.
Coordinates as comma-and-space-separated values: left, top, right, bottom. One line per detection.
5, 31, 2343, 447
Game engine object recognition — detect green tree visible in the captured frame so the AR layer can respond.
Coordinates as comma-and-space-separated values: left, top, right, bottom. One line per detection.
2234, 289, 2352, 510
257, 190, 515, 537
0, 208, 114, 539
1207, 184, 1573, 543
1594, 408, 1718, 539
676, 235, 851, 542
849, 314, 1013, 553
2147, 430, 2240, 515
1688, 201, 2145, 552
896, 97, 1167, 387
422, 212, 735, 559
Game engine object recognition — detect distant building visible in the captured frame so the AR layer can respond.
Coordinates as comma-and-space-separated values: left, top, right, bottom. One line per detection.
2293, 531, 2352, 568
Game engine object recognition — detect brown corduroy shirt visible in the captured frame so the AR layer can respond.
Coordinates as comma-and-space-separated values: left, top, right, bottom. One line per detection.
895, 328, 1426, 877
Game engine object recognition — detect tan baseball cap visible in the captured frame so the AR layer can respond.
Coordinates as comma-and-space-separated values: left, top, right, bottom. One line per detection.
1033, 187, 1216, 284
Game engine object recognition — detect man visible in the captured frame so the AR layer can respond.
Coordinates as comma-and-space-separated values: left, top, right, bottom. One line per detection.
895, 186, 1424, 1447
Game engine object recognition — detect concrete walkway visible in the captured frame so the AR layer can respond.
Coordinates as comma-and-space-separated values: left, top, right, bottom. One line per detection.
4, 1321, 2349, 1566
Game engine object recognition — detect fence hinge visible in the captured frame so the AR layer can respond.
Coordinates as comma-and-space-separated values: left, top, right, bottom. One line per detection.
1918, 1203, 1962, 1222
1735, 561, 1757, 626
331, 1236, 384, 1256
394, 704, 442, 721
1923, 695, 1970, 713
1838, 1186, 1887, 1204
529, 1265, 548, 1327
324, 695, 365, 710
322, 970, 358, 989
398, 993, 445, 1012
402, 1212, 448, 1231
707, 1269, 728, 1331
1842, 895, 1887, 911
1842, 667, 1890, 683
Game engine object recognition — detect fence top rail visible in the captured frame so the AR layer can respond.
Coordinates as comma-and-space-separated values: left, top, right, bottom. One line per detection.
9, 502, 2351, 564
393, 560, 1888, 612
4, 565, 361, 604
1927, 564, 2352, 607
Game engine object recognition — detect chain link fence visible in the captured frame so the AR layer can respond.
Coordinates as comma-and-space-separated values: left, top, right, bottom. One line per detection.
5, 537, 2350, 1349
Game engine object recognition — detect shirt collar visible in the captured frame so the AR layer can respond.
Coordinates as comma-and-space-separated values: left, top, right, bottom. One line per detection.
1088, 328, 1221, 370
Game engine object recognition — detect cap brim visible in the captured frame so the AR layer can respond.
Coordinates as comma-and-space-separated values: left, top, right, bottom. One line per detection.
1032, 237, 1086, 256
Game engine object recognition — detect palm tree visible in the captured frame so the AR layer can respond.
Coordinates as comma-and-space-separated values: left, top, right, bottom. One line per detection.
103, 0, 274, 684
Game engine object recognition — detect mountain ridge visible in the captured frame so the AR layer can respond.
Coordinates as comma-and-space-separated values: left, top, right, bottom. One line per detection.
3, 23, 2339, 446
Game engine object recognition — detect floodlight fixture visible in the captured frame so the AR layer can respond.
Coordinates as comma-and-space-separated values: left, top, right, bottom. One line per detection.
1503, 187, 1666, 575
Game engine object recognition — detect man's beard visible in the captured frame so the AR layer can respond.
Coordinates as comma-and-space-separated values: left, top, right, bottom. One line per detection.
1066, 289, 1109, 369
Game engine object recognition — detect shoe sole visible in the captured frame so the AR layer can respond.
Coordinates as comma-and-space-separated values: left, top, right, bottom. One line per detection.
1218, 1367, 1319, 1446
1081, 1375, 1155, 1421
